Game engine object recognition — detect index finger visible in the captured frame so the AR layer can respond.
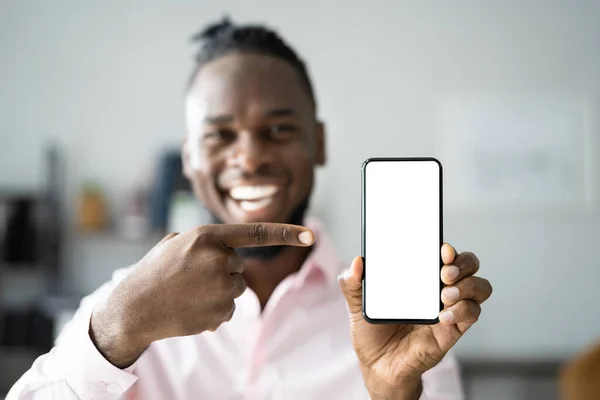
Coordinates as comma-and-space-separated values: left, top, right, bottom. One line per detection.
214, 223, 315, 249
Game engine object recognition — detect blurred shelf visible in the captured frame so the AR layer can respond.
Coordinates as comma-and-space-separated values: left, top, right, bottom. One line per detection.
37, 295, 82, 317
0, 346, 41, 393
0, 267, 48, 276
0, 268, 48, 308
0, 262, 43, 269
69, 230, 162, 244
459, 357, 567, 377
0, 345, 40, 355
0, 189, 41, 198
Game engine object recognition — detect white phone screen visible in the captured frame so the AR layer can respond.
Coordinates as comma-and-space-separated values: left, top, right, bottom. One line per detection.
362, 158, 442, 322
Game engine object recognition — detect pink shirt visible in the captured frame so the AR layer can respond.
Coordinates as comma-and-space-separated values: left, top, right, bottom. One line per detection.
7, 218, 463, 400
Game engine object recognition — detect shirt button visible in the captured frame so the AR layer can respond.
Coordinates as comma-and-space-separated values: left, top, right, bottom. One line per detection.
106, 383, 121, 394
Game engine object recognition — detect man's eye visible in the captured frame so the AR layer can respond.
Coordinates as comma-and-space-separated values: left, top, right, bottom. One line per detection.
203, 129, 236, 142
264, 124, 296, 140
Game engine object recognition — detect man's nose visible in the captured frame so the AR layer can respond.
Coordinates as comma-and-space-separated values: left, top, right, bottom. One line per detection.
227, 132, 272, 173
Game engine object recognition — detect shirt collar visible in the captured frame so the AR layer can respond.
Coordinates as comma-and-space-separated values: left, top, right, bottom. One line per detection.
293, 216, 344, 288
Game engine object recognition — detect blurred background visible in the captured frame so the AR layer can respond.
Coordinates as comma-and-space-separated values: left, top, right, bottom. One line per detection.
1, 1, 599, 399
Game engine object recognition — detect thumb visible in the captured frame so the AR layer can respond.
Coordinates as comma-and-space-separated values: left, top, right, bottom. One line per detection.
338, 256, 364, 314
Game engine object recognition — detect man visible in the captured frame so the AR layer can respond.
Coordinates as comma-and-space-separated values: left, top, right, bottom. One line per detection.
8, 18, 492, 399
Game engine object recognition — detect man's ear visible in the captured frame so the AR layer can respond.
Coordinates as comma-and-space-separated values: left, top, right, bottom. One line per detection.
182, 135, 192, 179
316, 121, 327, 166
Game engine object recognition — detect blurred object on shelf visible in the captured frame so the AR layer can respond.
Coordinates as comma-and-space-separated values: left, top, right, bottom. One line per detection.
0, 142, 65, 393
1, 307, 53, 351
42, 143, 65, 289
2, 197, 38, 266
119, 187, 150, 240
149, 151, 192, 233
77, 181, 107, 232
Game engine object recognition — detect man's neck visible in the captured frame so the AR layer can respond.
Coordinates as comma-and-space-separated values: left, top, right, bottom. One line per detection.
242, 245, 313, 310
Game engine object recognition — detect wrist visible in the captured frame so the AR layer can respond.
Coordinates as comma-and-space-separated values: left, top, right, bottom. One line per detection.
90, 301, 149, 369
362, 365, 423, 400
367, 378, 422, 400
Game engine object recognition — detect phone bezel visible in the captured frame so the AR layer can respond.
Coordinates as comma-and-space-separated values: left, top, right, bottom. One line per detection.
361, 157, 444, 324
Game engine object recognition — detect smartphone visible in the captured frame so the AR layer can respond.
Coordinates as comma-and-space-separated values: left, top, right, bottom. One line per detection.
361, 157, 443, 324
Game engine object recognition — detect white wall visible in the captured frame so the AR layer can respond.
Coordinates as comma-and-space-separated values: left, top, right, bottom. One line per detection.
1, 0, 599, 359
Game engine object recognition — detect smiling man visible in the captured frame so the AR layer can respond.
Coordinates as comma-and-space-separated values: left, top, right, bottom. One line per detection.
8, 18, 492, 400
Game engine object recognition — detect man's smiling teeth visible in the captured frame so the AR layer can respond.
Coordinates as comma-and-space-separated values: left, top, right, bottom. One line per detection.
229, 185, 279, 201
228, 185, 279, 212
239, 197, 273, 212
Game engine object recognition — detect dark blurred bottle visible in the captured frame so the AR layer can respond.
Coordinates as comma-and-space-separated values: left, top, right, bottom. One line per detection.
4, 198, 37, 265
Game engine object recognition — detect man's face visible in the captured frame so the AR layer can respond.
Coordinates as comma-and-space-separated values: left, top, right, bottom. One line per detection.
183, 52, 325, 226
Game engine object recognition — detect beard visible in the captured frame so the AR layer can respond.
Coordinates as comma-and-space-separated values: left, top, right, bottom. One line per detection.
208, 197, 311, 260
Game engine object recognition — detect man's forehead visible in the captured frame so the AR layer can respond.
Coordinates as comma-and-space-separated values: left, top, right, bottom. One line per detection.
187, 53, 310, 117
193, 52, 300, 85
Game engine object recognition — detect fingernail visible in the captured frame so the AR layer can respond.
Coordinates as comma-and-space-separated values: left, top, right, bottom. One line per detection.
440, 310, 454, 324
298, 231, 314, 245
445, 266, 460, 281
443, 287, 459, 303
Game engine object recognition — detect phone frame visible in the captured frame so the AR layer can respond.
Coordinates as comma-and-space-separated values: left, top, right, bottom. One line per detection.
361, 157, 444, 324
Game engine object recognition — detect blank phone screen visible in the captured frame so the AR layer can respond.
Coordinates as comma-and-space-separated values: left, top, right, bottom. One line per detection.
362, 159, 442, 322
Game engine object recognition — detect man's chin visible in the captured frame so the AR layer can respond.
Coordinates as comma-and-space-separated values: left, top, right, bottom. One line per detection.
236, 244, 288, 261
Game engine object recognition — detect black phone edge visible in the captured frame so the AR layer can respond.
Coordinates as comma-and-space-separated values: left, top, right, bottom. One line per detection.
361, 157, 444, 325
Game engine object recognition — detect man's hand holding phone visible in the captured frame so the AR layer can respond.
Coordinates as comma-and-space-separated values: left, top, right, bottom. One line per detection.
339, 244, 492, 400
89, 223, 314, 369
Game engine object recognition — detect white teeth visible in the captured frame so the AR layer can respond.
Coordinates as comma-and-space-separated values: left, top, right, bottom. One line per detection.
229, 185, 278, 201
228, 185, 279, 213
239, 197, 273, 212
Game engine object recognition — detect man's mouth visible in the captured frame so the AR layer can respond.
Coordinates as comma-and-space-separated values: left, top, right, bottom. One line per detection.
227, 184, 281, 214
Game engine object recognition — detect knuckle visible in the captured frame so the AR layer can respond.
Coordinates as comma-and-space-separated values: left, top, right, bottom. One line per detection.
162, 232, 176, 241
479, 279, 493, 302
194, 249, 223, 274
456, 300, 468, 315
194, 227, 213, 244
249, 223, 268, 244
470, 302, 482, 321
232, 258, 245, 274
464, 278, 478, 294
228, 252, 242, 266
235, 276, 247, 296
213, 251, 230, 267
207, 320, 221, 332
465, 252, 480, 269
224, 302, 236, 322
176, 316, 201, 337
280, 226, 291, 244
220, 299, 235, 320
216, 274, 232, 293
484, 278, 493, 294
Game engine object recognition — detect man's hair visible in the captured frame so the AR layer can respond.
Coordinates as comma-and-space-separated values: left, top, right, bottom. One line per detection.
187, 17, 316, 108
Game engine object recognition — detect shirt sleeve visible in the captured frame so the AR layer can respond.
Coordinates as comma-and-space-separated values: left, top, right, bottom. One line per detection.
6, 266, 139, 400
421, 351, 465, 399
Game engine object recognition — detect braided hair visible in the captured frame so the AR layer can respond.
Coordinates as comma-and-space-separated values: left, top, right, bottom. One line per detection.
187, 17, 317, 108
